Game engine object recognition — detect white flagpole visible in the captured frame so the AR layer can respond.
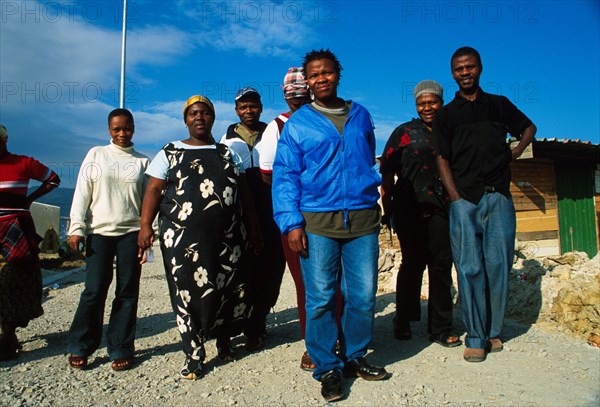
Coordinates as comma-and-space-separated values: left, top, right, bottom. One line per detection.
119, 0, 128, 108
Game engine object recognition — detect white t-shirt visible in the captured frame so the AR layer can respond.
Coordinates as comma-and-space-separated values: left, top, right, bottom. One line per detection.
255, 113, 289, 174
146, 141, 246, 180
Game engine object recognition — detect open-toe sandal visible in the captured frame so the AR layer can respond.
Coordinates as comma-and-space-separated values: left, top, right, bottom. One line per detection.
68, 355, 88, 369
216, 340, 236, 362
111, 357, 132, 371
180, 356, 204, 380
300, 350, 316, 372
430, 332, 463, 348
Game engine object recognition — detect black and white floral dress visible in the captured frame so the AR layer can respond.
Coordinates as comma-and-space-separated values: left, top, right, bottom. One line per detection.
158, 142, 248, 362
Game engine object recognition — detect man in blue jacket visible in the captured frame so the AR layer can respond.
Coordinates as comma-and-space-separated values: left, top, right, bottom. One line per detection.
272, 49, 388, 402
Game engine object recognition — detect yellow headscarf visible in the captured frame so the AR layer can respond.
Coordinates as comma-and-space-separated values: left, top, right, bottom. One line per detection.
182, 95, 215, 120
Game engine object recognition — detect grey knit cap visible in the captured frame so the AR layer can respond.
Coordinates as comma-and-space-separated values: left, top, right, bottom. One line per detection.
413, 80, 443, 100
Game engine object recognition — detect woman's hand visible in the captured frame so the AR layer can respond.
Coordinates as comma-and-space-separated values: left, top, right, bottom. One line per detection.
68, 235, 84, 252
137, 225, 155, 264
137, 176, 165, 264
138, 248, 149, 265
288, 228, 308, 257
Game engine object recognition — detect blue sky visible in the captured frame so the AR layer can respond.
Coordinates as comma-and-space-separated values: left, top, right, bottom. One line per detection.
1, 0, 599, 187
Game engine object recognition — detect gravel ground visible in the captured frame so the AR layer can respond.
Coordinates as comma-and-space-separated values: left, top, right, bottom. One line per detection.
1, 245, 599, 407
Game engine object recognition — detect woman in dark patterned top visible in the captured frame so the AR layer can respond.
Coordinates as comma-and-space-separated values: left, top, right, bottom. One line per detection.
138, 96, 260, 380
379, 81, 461, 348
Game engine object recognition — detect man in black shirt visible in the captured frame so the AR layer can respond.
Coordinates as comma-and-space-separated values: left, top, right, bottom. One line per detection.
432, 47, 536, 362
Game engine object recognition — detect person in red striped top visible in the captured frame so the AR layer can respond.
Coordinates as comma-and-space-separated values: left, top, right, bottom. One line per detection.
0, 124, 61, 360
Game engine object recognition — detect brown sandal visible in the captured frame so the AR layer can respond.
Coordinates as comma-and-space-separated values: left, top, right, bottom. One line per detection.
111, 357, 132, 371
217, 337, 236, 362
488, 338, 504, 353
429, 332, 463, 348
68, 355, 88, 369
300, 350, 315, 371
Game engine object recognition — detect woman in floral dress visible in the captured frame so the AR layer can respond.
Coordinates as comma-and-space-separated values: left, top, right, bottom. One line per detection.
138, 95, 260, 380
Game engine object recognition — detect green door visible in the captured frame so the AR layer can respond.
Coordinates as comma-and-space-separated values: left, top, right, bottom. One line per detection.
555, 164, 598, 257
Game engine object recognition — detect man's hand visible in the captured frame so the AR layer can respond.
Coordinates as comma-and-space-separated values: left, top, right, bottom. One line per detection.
511, 123, 537, 161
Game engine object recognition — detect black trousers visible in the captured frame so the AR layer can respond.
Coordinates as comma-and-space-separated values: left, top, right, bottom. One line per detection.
67, 232, 141, 359
394, 210, 454, 336
244, 222, 286, 338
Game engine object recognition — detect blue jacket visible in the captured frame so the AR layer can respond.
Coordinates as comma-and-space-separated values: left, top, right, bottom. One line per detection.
272, 102, 381, 235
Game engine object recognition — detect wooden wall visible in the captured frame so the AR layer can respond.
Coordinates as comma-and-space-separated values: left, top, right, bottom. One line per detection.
510, 159, 560, 256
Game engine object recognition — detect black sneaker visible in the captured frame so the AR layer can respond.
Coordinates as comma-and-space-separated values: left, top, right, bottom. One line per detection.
320, 369, 344, 402
344, 357, 388, 381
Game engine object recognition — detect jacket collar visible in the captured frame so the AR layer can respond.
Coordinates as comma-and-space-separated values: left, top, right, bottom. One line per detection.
224, 122, 267, 140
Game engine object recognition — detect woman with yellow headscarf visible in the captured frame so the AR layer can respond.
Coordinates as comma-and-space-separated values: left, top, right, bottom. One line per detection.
138, 96, 260, 380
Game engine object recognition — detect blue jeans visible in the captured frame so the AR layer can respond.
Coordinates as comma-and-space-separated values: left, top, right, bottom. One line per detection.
449, 193, 516, 349
300, 231, 379, 380
67, 232, 141, 359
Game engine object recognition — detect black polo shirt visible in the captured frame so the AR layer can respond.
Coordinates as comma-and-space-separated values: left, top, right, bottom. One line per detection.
432, 89, 532, 204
